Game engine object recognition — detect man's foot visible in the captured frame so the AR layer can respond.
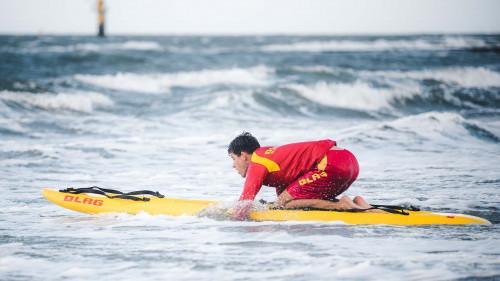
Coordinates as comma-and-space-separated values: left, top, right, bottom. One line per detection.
338, 195, 362, 209
353, 196, 386, 213
353, 196, 372, 209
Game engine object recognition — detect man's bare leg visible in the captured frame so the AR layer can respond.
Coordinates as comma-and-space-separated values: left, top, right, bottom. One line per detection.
284, 196, 360, 210
272, 192, 385, 212
274, 192, 366, 210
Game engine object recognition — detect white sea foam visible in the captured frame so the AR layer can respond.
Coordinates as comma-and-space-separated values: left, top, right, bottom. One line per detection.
287, 81, 417, 111
194, 90, 271, 116
262, 37, 487, 52
363, 111, 496, 145
290, 65, 500, 89
0, 91, 113, 113
115, 41, 162, 50
38, 41, 162, 53
0, 115, 27, 135
376, 67, 500, 88
75, 41, 162, 51
442, 36, 487, 49
289, 65, 340, 74
389, 112, 468, 136
74, 66, 273, 94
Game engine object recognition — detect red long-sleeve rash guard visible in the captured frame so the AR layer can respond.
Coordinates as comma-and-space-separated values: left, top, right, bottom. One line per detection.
239, 140, 336, 201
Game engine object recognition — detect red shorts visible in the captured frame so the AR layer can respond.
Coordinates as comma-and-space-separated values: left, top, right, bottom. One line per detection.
286, 148, 359, 200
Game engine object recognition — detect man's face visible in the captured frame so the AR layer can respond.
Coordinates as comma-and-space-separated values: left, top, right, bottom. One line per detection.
230, 152, 251, 178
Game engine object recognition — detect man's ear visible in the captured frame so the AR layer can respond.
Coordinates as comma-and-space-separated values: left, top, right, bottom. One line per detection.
241, 151, 251, 161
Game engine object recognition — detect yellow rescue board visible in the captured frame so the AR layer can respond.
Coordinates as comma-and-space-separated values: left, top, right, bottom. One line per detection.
42, 188, 491, 225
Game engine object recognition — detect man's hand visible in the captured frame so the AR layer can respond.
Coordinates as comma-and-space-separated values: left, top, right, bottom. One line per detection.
233, 200, 253, 220
275, 191, 293, 209
266, 202, 280, 209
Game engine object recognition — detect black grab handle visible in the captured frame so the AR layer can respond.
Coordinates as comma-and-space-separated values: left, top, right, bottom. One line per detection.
59, 186, 165, 202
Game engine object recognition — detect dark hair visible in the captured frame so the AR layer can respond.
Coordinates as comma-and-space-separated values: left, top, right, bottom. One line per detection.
228, 132, 260, 156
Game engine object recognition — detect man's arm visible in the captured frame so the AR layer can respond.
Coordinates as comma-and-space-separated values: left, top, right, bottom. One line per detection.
234, 164, 267, 220
239, 164, 267, 201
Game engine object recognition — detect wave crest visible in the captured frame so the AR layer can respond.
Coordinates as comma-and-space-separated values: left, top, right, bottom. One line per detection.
376, 67, 500, 88
262, 37, 488, 52
287, 81, 417, 111
286, 66, 500, 111
0, 91, 114, 113
19, 41, 162, 53
74, 66, 273, 94
343, 112, 499, 146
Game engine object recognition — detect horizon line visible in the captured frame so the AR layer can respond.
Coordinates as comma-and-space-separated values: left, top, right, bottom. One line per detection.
1, 31, 500, 37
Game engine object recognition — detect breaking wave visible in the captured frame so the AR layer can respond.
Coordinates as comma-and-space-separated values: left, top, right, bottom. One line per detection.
290, 65, 500, 88
0, 91, 114, 113
261, 36, 489, 52
342, 112, 499, 146
286, 81, 418, 111
374, 67, 500, 88
74, 66, 273, 94
0, 116, 27, 136
22, 41, 163, 53
289, 66, 340, 74
284, 66, 500, 112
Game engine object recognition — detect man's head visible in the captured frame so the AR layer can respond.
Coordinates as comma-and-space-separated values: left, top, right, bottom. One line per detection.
228, 132, 260, 178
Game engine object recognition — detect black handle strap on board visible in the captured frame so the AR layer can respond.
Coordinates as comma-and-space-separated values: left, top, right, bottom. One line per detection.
259, 199, 419, 216
59, 186, 165, 202
371, 204, 420, 212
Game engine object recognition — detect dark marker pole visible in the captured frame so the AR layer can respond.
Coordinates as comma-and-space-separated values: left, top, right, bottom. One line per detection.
97, 0, 105, 37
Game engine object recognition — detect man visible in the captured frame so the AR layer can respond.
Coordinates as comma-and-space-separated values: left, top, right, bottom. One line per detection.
228, 132, 376, 219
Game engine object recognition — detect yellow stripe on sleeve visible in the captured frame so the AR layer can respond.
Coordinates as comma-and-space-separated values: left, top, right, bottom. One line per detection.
251, 153, 281, 173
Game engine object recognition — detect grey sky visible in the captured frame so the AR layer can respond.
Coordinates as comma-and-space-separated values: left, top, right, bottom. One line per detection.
1, 0, 499, 35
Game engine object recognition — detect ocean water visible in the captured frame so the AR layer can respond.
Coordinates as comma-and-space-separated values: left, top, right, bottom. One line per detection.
0, 35, 499, 281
